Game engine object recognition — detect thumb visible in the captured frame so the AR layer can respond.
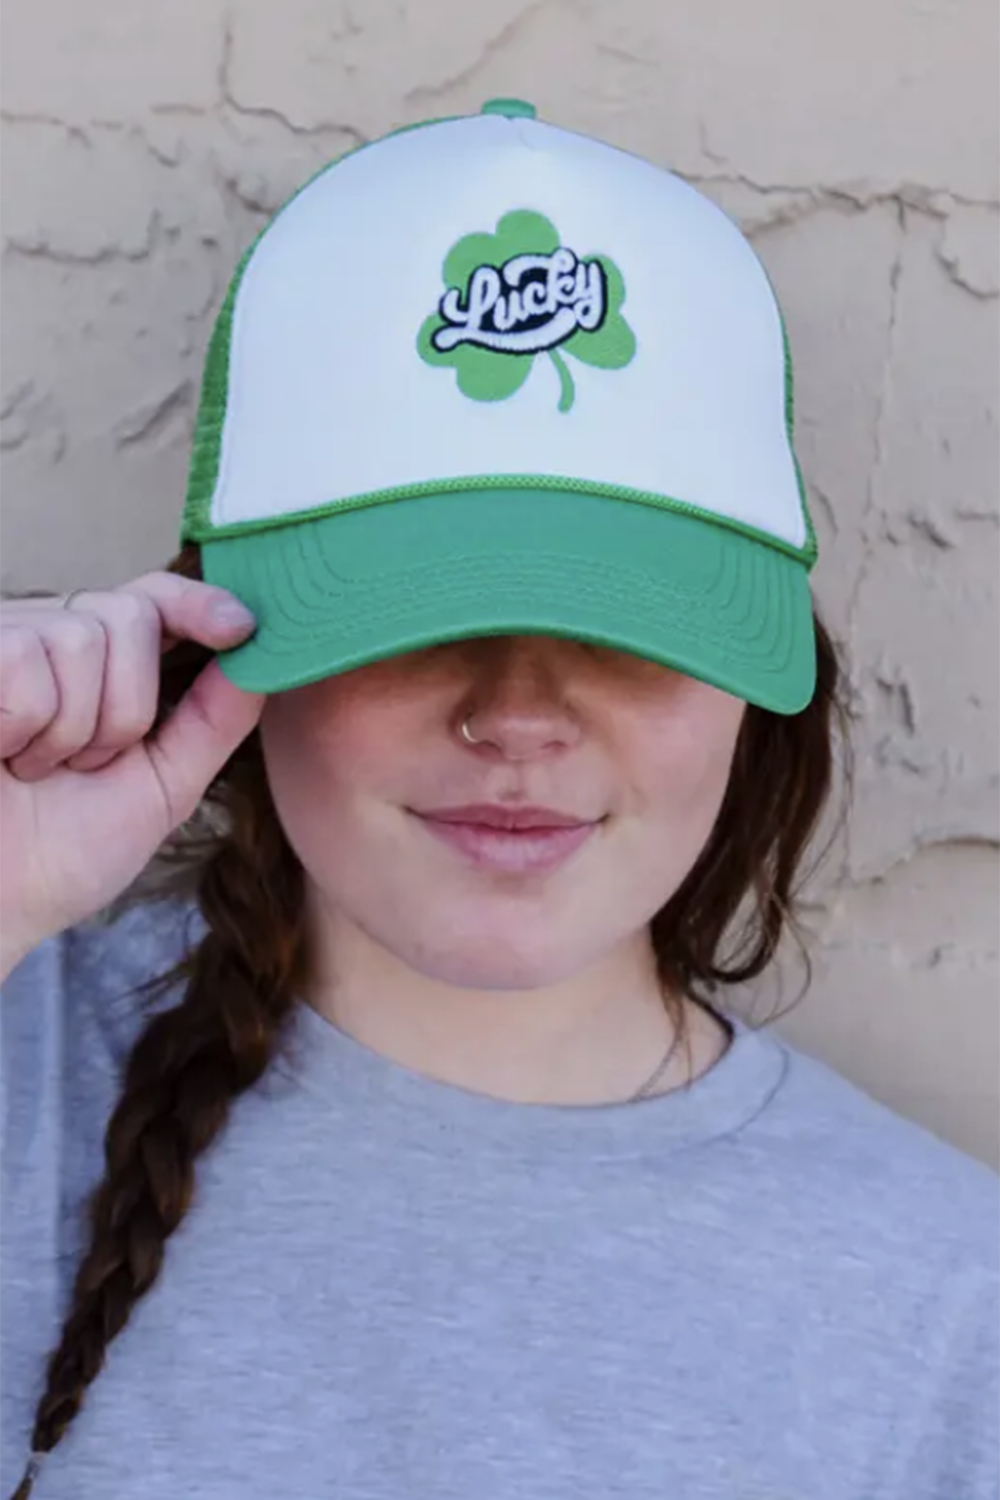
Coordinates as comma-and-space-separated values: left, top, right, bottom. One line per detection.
145, 659, 266, 830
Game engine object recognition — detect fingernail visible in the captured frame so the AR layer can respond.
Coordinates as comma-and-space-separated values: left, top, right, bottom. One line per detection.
212, 600, 257, 631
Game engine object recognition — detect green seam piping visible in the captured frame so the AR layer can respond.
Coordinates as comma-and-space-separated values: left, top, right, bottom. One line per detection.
779, 310, 817, 559
181, 474, 815, 567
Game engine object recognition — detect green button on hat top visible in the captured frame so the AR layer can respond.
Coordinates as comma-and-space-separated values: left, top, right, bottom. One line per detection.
480, 98, 537, 120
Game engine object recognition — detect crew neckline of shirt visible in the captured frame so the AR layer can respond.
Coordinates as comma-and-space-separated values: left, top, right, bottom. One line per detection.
273, 999, 790, 1162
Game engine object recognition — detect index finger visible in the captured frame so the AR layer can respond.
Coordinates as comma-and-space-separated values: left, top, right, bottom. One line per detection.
119, 571, 258, 653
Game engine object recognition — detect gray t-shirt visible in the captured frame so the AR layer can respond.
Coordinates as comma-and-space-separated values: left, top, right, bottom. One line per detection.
2, 898, 997, 1500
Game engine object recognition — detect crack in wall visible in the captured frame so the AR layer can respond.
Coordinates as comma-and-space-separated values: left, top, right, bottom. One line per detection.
0, 110, 91, 143
4, 208, 162, 265
403, 0, 551, 107
217, 18, 365, 143
935, 208, 1000, 299
839, 831, 1000, 892
694, 167, 998, 213
113, 380, 193, 448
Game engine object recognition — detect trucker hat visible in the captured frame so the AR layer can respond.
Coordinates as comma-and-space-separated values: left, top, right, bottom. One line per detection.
180, 98, 817, 713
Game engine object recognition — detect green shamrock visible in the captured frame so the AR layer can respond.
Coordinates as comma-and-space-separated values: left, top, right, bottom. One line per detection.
417, 210, 636, 413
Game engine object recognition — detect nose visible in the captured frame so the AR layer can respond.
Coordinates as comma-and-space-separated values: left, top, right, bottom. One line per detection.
457, 636, 582, 761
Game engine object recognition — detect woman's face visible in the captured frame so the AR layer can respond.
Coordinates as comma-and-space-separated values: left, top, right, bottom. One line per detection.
259, 636, 745, 990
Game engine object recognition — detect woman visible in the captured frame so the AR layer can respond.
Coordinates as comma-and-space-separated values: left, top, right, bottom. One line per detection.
2, 101, 996, 1500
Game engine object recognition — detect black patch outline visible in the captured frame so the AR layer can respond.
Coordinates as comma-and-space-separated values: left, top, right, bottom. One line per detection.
432, 252, 609, 357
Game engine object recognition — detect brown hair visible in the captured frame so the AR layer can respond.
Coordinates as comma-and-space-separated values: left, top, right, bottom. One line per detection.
12, 544, 848, 1498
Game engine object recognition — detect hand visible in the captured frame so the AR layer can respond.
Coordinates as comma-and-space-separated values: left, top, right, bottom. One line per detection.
0, 573, 266, 978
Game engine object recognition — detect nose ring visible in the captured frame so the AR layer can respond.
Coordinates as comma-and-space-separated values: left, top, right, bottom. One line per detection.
460, 718, 481, 746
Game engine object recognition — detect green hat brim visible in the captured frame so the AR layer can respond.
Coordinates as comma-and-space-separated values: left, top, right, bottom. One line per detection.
201, 489, 816, 715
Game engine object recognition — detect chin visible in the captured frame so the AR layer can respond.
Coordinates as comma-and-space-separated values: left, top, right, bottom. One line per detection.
401, 919, 588, 993
419, 954, 576, 993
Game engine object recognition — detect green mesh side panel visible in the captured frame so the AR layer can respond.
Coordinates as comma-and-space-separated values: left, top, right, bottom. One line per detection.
181, 243, 255, 539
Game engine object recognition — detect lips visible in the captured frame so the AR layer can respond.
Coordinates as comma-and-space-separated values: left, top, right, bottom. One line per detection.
413, 804, 601, 875
418, 804, 592, 831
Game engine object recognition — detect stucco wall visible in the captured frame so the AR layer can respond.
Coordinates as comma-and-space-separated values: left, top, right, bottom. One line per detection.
2, 2, 997, 1164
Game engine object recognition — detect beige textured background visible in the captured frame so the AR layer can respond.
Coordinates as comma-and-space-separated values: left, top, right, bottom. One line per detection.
2, 2, 998, 1164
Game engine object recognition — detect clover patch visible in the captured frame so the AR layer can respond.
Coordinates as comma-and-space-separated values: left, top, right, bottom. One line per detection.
417, 210, 636, 413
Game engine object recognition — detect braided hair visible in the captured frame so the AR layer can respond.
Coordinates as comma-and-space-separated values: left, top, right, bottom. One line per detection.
11, 558, 308, 1497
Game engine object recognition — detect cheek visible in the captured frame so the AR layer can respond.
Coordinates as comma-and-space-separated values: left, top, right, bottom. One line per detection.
258, 694, 379, 870
631, 700, 743, 874
260, 695, 498, 983
259, 685, 447, 935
